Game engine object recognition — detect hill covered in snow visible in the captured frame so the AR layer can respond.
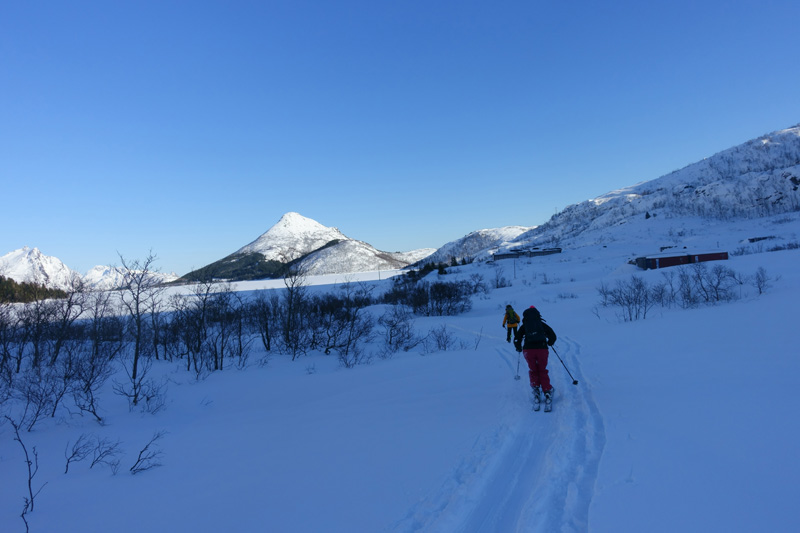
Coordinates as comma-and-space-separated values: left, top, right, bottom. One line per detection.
181, 212, 435, 281
0, 247, 80, 291
507, 125, 800, 253
419, 225, 535, 265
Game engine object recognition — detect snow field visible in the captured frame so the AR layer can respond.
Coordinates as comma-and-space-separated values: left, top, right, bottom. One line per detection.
2, 219, 799, 532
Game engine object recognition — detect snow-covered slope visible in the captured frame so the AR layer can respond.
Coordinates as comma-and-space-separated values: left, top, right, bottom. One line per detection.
0, 249, 177, 292
3, 214, 798, 532
196, 211, 435, 279
295, 239, 436, 275
0, 246, 80, 291
83, 265, 178, 291
422, 225, 535, 265
510, 125, 800, 251
235, 212, 350, 263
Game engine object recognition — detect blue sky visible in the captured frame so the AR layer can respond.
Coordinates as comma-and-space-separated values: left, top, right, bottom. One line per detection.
2, 0, 799, 276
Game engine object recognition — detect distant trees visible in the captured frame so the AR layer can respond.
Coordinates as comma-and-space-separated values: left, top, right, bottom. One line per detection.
597, 263, 774, 321
382, 277, 476, 316
0, 275, 67, 303
0, 251, 493, 436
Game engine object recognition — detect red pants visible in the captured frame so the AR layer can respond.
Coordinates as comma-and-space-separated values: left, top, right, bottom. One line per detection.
523, 349, 552, 391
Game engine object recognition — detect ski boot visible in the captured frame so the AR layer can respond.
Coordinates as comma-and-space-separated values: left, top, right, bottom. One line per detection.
543, 388, 554, 412
532, 386, 541, 411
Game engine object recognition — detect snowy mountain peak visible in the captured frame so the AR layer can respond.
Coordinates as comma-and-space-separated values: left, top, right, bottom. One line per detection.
0, 246, 80, 291
235, 212, 349, 262
182, 211, 436, 280
0, 246, 179, 292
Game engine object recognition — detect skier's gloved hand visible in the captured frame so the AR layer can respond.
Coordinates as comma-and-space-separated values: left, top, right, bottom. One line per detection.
548, 340, 555, 346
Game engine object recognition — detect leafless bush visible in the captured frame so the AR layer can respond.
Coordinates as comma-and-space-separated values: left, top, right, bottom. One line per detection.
130, 431, 166, 475
248, 291, 279, 353
428, 324, 458, 352
90, 437, 122, 474
280, 266, 312, 360
598, 263, 773, 321
113, 358, 167, 414
689, 263, 737, 304
493, 267, 510, 288
597, 275, 659, 321
64, 433, 94, 473
45, 275, 87, 367
377, 306, 421, 358
307, 281, 375, 368
71, 342, 114, 424
117, 252, 166, 405
12, 367, 56, 431
337, 343, 372, 369
469, 274, 491, 298
754, 267, 772, 294
4, 415, 47, 531
677, 267, 699, 308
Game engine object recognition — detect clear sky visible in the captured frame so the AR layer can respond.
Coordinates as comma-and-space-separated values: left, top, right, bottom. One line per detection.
2, 0, 799, 276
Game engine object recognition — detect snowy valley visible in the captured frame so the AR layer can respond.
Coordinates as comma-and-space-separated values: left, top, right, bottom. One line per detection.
1, 125, 799, 532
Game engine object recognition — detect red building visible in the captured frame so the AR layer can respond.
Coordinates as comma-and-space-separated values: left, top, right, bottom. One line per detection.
635, 251, 729, 270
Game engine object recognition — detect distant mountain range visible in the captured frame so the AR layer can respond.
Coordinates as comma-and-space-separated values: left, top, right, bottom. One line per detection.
2, 124, 798, 291
0, 246, 79, 290
0, 247, 179, 292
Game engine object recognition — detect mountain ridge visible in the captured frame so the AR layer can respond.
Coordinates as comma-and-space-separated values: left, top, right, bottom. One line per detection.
505, 124, 800, 253
4, 124, 799, 289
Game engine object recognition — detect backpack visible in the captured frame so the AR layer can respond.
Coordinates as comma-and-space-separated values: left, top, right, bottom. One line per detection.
523, 308, 546, 344
508, 310, 520, 323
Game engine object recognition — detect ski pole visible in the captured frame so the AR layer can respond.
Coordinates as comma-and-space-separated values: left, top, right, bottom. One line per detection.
550, 345, 578, 385
514, 349, 521, 380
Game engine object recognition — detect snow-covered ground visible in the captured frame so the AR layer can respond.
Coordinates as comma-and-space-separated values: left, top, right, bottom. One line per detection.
2, 214, 799, 532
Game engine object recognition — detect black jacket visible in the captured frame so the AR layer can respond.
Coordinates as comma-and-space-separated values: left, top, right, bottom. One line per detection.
514, 314, 556, 351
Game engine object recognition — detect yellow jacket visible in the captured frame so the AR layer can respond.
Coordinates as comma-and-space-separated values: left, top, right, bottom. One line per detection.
502, 309, 520, 327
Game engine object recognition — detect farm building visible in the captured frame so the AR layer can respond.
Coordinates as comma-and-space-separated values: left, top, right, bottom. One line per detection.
634, 251, 729, 270
492, 248, 562, 261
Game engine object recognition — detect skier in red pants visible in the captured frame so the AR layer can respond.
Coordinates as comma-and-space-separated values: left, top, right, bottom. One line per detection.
514, 306, 557, 411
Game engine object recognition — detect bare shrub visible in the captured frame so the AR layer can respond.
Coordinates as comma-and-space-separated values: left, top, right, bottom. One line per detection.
377, 306, 420, 358
64, 433, 94, 473
597, 275, 658, 322
428, 324, 458, 352
4, 414, 48, 531
117, 252, 166, 406
90, 437, 122, 474
754, 267, 772, 295
130, 431, 166, 475
113, 358, 167, 414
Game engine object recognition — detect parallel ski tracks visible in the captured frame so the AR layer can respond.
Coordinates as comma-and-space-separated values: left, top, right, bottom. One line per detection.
391, 337, 605, 532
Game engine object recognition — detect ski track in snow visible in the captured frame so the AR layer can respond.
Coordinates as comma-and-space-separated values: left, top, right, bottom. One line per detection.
390, 337, 606, 532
